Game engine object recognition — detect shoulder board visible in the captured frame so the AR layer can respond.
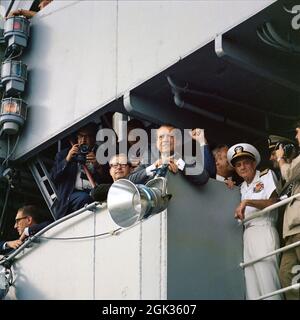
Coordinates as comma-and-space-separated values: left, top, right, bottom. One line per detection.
259, 169, 269, 177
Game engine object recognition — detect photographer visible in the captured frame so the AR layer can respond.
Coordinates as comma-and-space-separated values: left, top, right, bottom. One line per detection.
276, 121, 300, 300
50, 123, 111, 219
268, 135, 296, 183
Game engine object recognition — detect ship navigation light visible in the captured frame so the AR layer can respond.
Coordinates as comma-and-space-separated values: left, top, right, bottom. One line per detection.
1, 60, 27, 95
3, 16, 30, 57
0, 97, 27, 135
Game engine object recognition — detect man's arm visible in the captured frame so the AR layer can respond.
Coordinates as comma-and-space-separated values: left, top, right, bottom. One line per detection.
50, 149, 73, 183
276, 147, 300, 183
19, 221, 53, 241
127, 165, 151, 184
235, 191, 278, 220
6, 9, 37, 19
203, 145, 216, 178
189, 128, 216, 178
0, 240, 22, 254
183, 162, 210, 186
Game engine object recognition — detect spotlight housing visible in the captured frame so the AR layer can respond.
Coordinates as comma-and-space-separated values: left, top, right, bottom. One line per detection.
107, 177, 171, 228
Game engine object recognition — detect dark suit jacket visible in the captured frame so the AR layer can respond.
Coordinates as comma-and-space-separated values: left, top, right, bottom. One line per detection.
0, 240, 11, 255
28, 221, 52, 235
50, 148, 111, 219
127, 152, 210, 186
90, 170, 148, 202
0, 221, 52, 255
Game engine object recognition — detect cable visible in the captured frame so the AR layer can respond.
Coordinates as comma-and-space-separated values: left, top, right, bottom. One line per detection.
36, 228, 122, 241
0, 183, 11, 236
1, 135, 20, 167
9, 48, 23, 61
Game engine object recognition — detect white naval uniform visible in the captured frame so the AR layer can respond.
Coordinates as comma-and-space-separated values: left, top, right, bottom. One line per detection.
241, 170, 282, 300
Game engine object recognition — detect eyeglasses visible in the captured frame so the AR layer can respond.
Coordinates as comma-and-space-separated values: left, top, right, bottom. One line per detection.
14, 216, 28, 224
77, 133, 93, 139
110, 163, 129, 169
158, 134, 175, 140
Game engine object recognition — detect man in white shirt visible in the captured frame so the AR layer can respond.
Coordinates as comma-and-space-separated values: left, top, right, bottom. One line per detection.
227, 143, 282, 300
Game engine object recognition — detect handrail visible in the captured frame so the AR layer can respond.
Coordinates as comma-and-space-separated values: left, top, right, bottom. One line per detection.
242, 193, 300, 224
240, 240, 300, 268
0, 202, 100, 266
256, 283, 300, 300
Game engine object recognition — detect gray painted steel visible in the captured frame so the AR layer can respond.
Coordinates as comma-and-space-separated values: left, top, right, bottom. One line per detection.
5, 0, 273, 160
167, 175, 244, 299
4, 174, 244, 299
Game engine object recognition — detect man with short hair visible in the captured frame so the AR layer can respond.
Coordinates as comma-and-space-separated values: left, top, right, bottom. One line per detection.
50, 123, 111, 219
128, 125, 213, 185
213, 145, 233, 181
268, 135, 296, 246
90, 153, 133, 202
212, 144, 237, 188
268, 135, 296, 179
109, 154, 133, 182
276, 121, 300, 300
0, 205, 51, 254
227, 143, 282, 300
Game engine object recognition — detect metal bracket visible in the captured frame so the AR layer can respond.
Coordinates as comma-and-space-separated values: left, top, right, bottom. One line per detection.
28, 157, 58, 220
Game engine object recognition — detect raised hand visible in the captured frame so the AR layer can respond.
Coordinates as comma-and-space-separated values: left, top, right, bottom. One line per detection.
66, 144, 79, 162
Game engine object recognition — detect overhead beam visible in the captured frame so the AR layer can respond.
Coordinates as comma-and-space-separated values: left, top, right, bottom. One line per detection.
215, 34, 300, 93
123, 91, 202, 129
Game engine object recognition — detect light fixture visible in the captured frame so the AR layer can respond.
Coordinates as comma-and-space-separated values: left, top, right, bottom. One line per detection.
1, 60, 27, 95
0, 97, 27, 135
0, 167, 15, 183
107, 177, 172, 228
3, 16, 30, 56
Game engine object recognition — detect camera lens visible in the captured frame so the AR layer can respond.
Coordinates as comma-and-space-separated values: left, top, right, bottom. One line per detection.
79, 144, 89, 154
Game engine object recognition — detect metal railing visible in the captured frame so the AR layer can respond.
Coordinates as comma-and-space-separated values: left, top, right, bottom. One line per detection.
242, 193, 300, 224
241, 238, 300, 269
256, 283, 300, 300
0, 202, 100, 266
240, 193, 300, 300
240, 193, 300, 269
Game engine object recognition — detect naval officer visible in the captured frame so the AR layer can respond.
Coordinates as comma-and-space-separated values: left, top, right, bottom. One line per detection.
227, 143, 282, 300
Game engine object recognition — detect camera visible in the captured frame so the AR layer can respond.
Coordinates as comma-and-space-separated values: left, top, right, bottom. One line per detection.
74, 144, 90, 164
275, 142, 297, 160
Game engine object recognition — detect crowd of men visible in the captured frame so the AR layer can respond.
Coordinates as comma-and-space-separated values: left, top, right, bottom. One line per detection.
1, 119, 300, 301
212, 122, 300, 300
2, 0, 299, 301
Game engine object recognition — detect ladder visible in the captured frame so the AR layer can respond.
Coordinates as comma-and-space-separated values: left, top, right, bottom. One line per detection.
28, 157, 58, 220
